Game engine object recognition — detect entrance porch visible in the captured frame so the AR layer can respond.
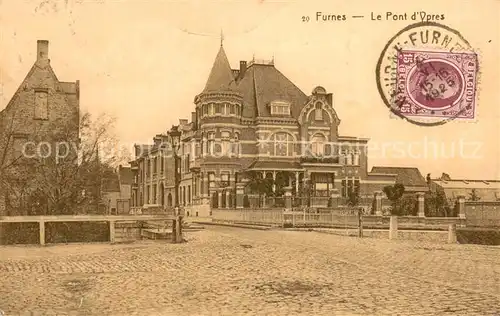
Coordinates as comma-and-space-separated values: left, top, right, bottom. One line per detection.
244, 161, 339, 208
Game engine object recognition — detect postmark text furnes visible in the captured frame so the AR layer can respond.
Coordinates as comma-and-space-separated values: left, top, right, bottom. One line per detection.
371, 11, 445, 22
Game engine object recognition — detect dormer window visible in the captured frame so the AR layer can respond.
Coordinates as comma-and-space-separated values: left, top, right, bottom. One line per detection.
270, 101, 290, 116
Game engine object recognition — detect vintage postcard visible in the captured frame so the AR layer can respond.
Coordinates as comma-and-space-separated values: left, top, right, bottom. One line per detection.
0, 0, 499, 315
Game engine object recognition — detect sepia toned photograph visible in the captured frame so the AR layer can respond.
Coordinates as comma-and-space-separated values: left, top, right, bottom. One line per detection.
0, 0, 499, 315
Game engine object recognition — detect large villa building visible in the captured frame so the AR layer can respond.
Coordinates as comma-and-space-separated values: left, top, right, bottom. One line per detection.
130, 44, 429, 216
0, 40, 497, 218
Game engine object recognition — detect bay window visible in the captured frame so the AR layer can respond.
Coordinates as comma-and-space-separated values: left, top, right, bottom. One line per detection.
271, 132, 294, 157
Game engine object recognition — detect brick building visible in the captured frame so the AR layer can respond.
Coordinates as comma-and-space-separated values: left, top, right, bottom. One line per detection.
0, 40, 80, 215
130, 44, 428, 216
100, 165, 133, 215
130, 135, 176, 213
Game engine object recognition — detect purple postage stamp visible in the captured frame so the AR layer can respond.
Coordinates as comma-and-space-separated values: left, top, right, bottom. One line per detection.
394, 49, 478, 119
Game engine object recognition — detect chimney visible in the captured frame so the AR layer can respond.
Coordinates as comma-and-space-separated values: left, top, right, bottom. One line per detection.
134, 144, 141, 157
153, 135, 162, 146
37, 40, 49, 61
326, 93, 333, 106
191, 111, 197, 129
239, 61, 247, 80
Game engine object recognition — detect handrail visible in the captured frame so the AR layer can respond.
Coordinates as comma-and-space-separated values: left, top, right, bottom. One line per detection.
0, 214, 175, 223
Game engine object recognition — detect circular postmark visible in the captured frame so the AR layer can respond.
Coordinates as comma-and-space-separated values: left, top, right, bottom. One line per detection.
376, 22, 479, 126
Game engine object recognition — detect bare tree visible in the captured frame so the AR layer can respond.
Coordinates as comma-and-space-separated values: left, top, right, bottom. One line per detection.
0, 110, 125, 215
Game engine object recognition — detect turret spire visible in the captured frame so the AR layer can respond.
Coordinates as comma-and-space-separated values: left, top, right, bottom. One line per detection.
202, 44, 235, 92
220, 29, 224, 47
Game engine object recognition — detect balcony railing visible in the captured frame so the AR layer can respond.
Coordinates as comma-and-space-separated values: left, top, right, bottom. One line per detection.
300, 157, 340, 164
190, 158, 201, 170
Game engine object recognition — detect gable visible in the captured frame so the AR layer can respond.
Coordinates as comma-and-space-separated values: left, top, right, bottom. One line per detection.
0, 61, 79, 137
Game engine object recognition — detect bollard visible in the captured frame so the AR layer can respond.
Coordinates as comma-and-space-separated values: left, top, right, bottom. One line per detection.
109, 220, 115, 243
171, 219, 177, 243
39, 221, 46, 246
357, 209, 363, 238
176, 216, 183, 242
389, 216, 398, 240
448, 224, 457, 244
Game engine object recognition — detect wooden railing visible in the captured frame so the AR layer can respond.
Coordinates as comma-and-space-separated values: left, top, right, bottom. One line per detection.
0, 214, 176, 245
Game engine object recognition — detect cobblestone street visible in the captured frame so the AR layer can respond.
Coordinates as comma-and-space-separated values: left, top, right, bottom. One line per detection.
1, 227, 500, 315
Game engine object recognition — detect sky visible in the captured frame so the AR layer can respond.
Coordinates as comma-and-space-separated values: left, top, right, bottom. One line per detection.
0, 0, 499, 179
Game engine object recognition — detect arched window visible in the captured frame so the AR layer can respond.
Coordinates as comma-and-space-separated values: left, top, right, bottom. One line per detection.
315, 102, 323, 121
233, 132, 240, 156
311, 134, 326, 157
221, 131, 230, 155
353, 151, 360, 165
346, 151, 353, 165
271, 132, 294, 157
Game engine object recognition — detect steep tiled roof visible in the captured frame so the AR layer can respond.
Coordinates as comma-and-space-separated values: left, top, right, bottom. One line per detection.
236, 63, 308, 119
203, 46, 236, 92
370, 166, 427, 187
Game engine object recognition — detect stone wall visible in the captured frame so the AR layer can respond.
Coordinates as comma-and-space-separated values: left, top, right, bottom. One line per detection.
464, 201, 500, 227
314, 228, 449, 243
114, 221, 142, 243
185, 204, 211, 217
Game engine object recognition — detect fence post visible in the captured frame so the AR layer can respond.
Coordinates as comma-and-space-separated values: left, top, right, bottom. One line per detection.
457, 195, 466, 219
374, 192, 383, 215
448, 224, 457, 244
171, 219, 177, 243
389, 216, 398, 240
176, 216, 182, 243
109, 220, 116, 243
39, 220, 45, 246
357, 209, 363, 238
236, 184, 244, 209
417, 192, 425, 217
